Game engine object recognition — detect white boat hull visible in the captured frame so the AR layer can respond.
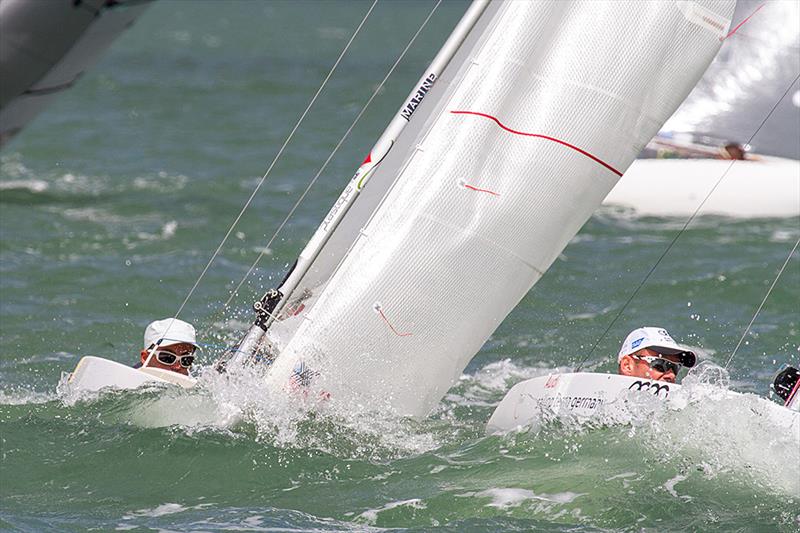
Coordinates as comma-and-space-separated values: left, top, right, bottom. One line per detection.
67, 356, 196, 393
486, 372, 799, 435
603, 158, 800, 218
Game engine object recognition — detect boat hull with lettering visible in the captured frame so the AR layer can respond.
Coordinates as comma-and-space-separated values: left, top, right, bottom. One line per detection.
486, 372, 799, 435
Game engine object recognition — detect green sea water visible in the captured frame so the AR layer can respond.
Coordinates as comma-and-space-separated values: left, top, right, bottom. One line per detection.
1, 1, 798, 531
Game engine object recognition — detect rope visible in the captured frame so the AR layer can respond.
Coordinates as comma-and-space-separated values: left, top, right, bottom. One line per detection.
574, 72, 800, 372
166, 0, 378, 326
726, 235, 800, 368
221, 0, 443, 310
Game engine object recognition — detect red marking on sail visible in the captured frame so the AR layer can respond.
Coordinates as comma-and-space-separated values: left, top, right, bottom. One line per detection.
362, 152, 372, 165
463, 183, 500, 196
377, 307, 412, 337
287, 303, 305, 317
787, 378, 800, 408
450, 110, 622, 177
722, 3, 765, 41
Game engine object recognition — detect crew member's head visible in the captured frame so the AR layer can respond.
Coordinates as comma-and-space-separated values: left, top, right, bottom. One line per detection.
618, 327, 696, 383
140, 318, 200, 376
721, 142, 746, 160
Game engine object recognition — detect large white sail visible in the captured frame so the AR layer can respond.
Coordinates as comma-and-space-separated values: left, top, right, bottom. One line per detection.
263, 0, 734, 417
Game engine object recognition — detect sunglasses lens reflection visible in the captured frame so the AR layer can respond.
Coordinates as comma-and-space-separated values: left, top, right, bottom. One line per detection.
652, 359, 678, 374
156, 352, 177, 365
153, 350, 195, 368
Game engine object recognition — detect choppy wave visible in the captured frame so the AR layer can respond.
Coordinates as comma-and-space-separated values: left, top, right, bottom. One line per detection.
1, 351, 797, 532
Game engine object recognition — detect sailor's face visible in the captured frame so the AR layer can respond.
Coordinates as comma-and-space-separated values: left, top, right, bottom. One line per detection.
624, 348, 681, 383
140, 342, 195, 376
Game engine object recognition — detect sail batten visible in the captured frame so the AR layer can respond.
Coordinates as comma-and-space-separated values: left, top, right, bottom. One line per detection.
264, 0, 734, 417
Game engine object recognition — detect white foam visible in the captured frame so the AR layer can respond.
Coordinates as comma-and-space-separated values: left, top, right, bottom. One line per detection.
475, 487, 583, 509
135, 220, 178, 241
0, 179, 48, 192
0, 388, 55, 405
606, 471, 638, 481
122, 503, 187, 519
66, 358, 440, 460
646, 364, 800, 496
355, 498, 425, 525
663, 474, 690, 500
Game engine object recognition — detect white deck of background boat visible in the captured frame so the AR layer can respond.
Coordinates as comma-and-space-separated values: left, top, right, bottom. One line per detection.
603, 158, 799, 218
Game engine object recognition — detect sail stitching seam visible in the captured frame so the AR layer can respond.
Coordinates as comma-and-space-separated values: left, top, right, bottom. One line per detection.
423, 213, 546, 277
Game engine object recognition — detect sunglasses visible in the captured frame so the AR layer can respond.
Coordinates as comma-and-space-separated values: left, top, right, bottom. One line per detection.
635, 355, 681, 375
154, 349, 195, 368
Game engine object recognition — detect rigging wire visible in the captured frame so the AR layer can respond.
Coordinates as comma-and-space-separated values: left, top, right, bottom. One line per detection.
221, 0, 443, 310
167, 0, 378, 325
725, 235, 800, 368
574, 72, 800, 372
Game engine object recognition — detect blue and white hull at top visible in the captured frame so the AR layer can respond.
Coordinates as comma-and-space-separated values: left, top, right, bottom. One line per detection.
486, 372, 799, 436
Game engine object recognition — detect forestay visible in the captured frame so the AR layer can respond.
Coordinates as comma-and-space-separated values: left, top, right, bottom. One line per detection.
264, 0, 734, 417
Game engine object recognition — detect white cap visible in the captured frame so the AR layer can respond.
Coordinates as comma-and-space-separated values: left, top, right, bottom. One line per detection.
618, 327, 696, 367
143, 318, 200, 350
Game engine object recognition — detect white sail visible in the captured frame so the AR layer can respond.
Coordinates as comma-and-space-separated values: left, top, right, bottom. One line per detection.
264, 0, 734, 417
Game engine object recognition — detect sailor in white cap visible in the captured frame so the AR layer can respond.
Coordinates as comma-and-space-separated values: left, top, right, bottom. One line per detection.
134, 318, 200, 376
617, 327, 697, 383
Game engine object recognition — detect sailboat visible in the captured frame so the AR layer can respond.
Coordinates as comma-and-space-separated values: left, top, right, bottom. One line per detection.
217, 0, 736, 420
66, 1, 740, 414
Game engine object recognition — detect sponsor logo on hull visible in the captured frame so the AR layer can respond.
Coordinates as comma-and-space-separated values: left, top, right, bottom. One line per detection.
629, 380, 670, 397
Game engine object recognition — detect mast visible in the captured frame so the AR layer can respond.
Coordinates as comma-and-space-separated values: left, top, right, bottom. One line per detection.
230, 0, 490, 363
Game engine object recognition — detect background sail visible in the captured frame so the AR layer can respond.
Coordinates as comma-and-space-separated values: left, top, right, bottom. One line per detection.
267, 0, 734, 417
660, 0, 800, 159
0, 0, 152, 147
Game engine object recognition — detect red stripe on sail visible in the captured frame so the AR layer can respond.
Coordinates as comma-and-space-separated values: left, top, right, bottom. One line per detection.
463, 183, 500, 196
722, 3, 765, 41
376, 306, 412, 337
450, 110, 622, 177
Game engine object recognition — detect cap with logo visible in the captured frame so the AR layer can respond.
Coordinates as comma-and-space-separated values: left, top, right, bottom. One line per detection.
618, 327, 696, 368
144, 318, 200, 350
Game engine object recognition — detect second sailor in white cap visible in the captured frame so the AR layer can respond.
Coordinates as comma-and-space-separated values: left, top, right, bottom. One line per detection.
617, 327, 697, 383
